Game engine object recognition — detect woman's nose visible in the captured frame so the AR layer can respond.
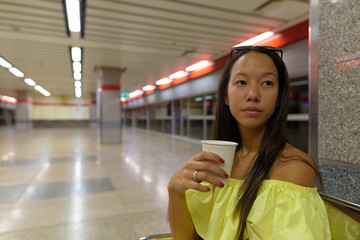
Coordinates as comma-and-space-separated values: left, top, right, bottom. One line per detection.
246, 86, 260, 102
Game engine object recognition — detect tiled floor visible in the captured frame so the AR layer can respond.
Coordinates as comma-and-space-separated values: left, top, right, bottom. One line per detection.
0, 126, 200, 239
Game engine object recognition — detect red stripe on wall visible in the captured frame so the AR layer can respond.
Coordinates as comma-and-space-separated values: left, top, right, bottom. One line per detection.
144, 89, 155, 95
158, 83, 172, 90
212, 54, 230, 72
17, 99, 33, 104
197, 21, 308, 77
189, 65, 215, 79
102, 85, 120, 91
207, 20, 309, 76
125, 20, 309, 101
175, 21, 309, 85
33, 102, 90, 107
172, 76, 190, 85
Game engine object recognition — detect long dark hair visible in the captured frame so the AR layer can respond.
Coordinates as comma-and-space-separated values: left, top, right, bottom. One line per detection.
213, 46, 321, 239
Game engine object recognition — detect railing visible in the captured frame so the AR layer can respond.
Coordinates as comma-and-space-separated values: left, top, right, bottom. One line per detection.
138, 233, 172, 240
320, 192, 360, 223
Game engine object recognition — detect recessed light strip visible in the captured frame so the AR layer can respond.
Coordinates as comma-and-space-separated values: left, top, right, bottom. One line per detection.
9, 67, 24, 78
0, 56, 51, 97
34, 85, 51, 97
70, 46, 83, 98
233, 31, 274, 47
185, 60, 213, 72
0, 57, 12, 68
24, 78, 36, 86
65, 0, 81, 32
71, 47, 81, 62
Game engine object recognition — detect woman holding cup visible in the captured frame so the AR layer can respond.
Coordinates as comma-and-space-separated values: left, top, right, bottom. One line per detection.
167, 46, 331, 239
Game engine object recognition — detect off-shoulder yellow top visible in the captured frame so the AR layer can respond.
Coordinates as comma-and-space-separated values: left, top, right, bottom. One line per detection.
185, 178, 331, 240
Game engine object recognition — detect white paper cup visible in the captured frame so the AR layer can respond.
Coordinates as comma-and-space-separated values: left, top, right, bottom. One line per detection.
201, 140, 238, 184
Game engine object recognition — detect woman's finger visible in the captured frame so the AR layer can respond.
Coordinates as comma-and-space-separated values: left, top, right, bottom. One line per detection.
188, 180, 211, 192
190, 169, 226, 188
192, 151, 225, 164
190, 153, 229, 180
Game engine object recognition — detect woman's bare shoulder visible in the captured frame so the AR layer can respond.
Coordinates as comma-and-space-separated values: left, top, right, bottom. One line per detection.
269, 144, 318, 187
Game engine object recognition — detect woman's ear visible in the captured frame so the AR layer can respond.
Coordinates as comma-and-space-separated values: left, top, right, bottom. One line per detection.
225, 96, 229, 105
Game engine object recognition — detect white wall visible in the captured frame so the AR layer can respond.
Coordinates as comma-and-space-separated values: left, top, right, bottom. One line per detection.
32, 95, 90, 120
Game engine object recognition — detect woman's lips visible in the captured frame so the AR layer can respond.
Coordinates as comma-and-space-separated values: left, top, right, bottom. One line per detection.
243, 106, 261, 115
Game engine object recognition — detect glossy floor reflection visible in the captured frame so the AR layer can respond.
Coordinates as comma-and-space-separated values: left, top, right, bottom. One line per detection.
0, 126, 200, 239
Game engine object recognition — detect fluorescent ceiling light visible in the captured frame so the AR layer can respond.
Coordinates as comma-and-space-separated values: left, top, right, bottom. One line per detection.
142, 85, 156, 91
24, 78, 36, 86
72, 62, 81, 72
71, 47, 81, 62
155, 78, 172, 86
75, 87, 82, 98
233, 31, 274, 47
34, 85, 51, 97
129, 90, 144, 98
73, 72, 82, 80
169, 70, 188, 79
34, 85, 43, 91
0, 57, 12, 68
185, 60, 213, 72
66, 0, 81, 32
74, 80, 82, 88
0, 95, 17, 104
9, 67, 24, 77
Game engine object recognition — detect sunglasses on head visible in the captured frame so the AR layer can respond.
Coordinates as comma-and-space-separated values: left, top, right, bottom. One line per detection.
230, 46, 283, 59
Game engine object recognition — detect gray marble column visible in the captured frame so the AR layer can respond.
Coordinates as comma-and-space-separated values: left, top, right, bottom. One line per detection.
89, 93, 98, 129
309, 0, 360, 204
15, 90, 33, 130
97, 67, 122, 144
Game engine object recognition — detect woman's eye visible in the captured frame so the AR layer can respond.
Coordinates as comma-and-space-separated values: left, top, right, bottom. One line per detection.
235, 80, 246, 86
262, 81, 273, 86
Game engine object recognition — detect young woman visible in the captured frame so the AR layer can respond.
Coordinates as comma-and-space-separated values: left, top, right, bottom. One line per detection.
167, 46, 331, 240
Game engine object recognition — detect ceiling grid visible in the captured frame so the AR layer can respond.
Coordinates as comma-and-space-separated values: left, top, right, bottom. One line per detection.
0, 0, 309, 96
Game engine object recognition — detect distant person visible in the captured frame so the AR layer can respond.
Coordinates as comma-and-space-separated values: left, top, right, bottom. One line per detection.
168, 46, 331, 239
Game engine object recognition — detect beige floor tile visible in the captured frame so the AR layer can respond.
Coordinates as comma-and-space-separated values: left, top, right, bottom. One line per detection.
0, 167, 40, 187
32, 162, 107, 183
0, 126, 199, 239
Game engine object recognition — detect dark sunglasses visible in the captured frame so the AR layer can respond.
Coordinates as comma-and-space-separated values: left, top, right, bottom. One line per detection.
230, 46, 283, 59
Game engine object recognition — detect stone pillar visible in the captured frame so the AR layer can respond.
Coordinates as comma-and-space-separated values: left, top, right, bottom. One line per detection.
89, 93, 98, 129
15, 91, 33, 130
309, 0, 360, 204
97, 67, 122, 144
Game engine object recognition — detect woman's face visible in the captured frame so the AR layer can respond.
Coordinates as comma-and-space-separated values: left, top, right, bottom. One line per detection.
226, 51, 279, 131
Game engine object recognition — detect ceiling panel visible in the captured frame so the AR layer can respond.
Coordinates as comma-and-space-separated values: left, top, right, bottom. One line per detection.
0, 0, 309, 98
173, 0, 271, 12
256, 1, 309, 20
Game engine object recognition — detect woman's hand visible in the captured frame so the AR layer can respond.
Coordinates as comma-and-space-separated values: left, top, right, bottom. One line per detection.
168, 151, 229, 193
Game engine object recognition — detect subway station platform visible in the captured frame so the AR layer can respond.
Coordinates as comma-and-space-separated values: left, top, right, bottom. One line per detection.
0, 126, 199, 239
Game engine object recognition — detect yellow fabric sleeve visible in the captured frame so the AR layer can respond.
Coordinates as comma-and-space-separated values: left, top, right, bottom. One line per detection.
324, 201, 360, 240
185, 178, 331, 240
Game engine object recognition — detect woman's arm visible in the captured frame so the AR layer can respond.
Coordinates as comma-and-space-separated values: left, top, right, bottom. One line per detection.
167, 151, 228, 239
168, 189, 198, 240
